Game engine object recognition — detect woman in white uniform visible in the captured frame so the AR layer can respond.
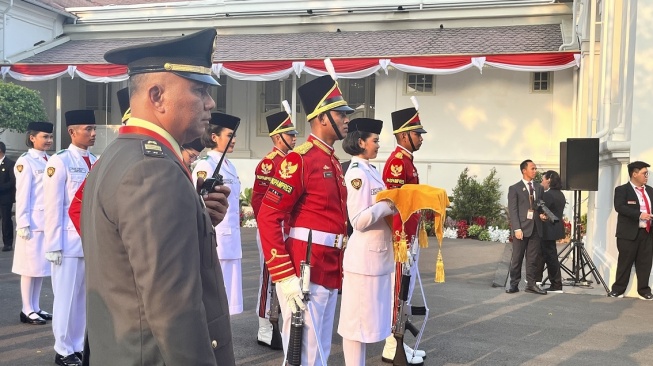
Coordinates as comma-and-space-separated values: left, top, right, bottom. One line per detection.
192, 112, 243, 315
12, 121, 54, 325
338, 118, 397, 365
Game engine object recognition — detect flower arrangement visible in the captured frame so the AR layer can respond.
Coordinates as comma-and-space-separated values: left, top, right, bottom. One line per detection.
488, 226, 510, 243
240, 207, 257, 228
444, 227, 458, 239
467, 224, 484, 238
457, 220, 469, 239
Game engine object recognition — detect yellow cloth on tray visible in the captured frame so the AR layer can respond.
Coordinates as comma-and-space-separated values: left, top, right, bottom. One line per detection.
376, 184, 450, 245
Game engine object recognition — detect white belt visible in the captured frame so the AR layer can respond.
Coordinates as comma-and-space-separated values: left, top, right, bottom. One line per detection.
288, 227, 347, 250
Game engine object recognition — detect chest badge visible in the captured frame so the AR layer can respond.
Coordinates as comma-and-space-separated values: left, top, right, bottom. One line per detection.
351, 178, 362, 190
279, 160, 298, 179
47, 167, 55, 177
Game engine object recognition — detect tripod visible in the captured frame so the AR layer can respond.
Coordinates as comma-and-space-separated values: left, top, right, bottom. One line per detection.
555, 190, 609, 293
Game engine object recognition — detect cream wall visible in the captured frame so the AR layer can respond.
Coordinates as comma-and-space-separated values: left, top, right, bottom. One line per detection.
1, 0, 64, 62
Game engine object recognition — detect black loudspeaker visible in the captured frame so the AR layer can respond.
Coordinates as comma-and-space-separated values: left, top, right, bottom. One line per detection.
560, 138, 599, 191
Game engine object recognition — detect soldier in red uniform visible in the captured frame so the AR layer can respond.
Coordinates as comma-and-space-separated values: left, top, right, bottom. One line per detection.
252, 101, 297, 349
381, 100, 428, 364
257, 74, 353, 365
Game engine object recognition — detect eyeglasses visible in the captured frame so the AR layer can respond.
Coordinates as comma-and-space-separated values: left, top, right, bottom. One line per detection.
182, 148, 199, 162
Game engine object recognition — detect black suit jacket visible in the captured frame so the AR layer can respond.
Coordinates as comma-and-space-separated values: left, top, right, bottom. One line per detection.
614, 182, 653, 240
508, 180, 544, 237
540, 189, 566, 240
0, 157, 16, 204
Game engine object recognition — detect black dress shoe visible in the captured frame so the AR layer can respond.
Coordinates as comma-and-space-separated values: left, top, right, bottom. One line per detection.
525, 285, 547, 295
608, 290, 624, 298
20, 311, 46, 325
639, 293, 653, 300
1, 245, 12, 252
55, 353, 82, 366
36, 310, 53, 320
505, 287, 519, 294
74, 352, 83, 361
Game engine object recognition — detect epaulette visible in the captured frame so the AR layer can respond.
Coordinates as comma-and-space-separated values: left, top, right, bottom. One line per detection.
199, 156, 209, 160
395, 152, 404, 159
56, 149, 68, 155
90, 152, 97, 158
350, 162, 359, 169
265, 150, 278, 160
293, 141, 313, 155
20, 152, 27, 157
141, 139, 164, 158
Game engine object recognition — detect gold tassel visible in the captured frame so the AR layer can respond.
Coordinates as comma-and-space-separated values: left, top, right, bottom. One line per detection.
419, 224, 428, 248
435, 249, 445, 283
394, 229, 408, 263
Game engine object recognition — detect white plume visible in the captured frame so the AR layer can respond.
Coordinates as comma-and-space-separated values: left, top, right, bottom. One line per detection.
282, 100, 292, 115
324, 58, 337, 80
410, 96, 419, 111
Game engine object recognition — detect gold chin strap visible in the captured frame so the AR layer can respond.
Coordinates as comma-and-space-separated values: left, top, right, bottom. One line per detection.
164, 63, 212, 75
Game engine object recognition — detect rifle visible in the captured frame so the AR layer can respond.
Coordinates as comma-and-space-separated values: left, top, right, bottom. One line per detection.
199, 121, 240, 196
268, 283, 283, 350
393, 243, 421, 366
286, 230, 312, 366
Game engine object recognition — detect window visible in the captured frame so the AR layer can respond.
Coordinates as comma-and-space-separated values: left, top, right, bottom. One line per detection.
531, 72, 552, 93
258, 77, 305, 136
84, 82, 112, 112
212, 76, 228, 113
341, 75, 375, 118
405, 74, 434, 94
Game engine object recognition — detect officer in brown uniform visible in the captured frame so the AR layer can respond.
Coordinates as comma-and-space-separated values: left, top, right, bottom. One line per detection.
81, 29, 235, 365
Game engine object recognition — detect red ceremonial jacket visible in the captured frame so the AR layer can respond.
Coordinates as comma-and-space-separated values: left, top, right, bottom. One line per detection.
252, 147, 285, 218
258, 135, 347, 290
382, 145, 420, 243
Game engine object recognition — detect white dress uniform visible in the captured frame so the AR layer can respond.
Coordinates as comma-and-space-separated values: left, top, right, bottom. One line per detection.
43, 144, 96, 357
338, 156, 395, 365
12, 149, 51, 277
192, 150, 243, 315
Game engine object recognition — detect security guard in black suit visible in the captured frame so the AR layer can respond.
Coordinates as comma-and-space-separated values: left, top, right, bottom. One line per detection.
0, 141, 16, 251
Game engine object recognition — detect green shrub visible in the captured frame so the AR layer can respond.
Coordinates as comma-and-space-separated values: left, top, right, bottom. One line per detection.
240, 187, 253, 207
478, 229, 491, 241
0, 82, 47, 134
467, 224, 483, 238
450, 167, 503, 225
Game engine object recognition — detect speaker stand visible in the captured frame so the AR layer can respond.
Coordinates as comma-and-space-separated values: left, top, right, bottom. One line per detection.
558, 191, 609, 292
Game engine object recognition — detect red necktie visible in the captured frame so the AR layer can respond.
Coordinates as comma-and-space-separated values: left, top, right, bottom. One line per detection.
637, 187, 650, 232
82, 156, 91, 169
43, 156, 48, 162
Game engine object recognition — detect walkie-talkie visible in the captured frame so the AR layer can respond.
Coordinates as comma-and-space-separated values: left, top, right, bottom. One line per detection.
199, 121, 240, 196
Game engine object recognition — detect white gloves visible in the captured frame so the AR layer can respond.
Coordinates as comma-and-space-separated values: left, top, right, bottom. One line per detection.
45, 251, 62, 266
276, 275, 306, 313
17, 227, 31, 240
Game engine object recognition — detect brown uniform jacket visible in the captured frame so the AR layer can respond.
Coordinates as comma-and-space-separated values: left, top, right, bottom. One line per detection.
81, 129, 235, 366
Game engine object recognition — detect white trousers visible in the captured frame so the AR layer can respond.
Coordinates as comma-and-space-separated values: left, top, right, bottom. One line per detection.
255, 230, 272, 319
219, 258, 243, 315
51, 257, 85, 356
278, 282, 338, 366
342, 338, 366, 366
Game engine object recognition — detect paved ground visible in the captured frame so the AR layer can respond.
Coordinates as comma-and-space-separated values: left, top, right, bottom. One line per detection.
1, 228, 653, 365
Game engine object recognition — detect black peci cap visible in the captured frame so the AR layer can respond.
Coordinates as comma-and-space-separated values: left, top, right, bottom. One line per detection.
391, 107, 427, 134
104, 28, 218, 86
298, 75, 354, 121
349, 118, 383, 135
210, 112, 240, 131
27, 122, 53, 133
65, 110, 96, 127
266, 111, 297, 136
182, 138, 204, 153
117, 87, 131, 123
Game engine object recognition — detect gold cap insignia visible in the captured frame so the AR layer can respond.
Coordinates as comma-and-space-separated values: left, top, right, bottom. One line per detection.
47, 167, 55, 177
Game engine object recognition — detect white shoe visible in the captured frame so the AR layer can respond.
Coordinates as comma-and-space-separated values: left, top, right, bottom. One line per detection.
382, 336, 425, 365
257, 317, 272, 346
404, 343, 426, 359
